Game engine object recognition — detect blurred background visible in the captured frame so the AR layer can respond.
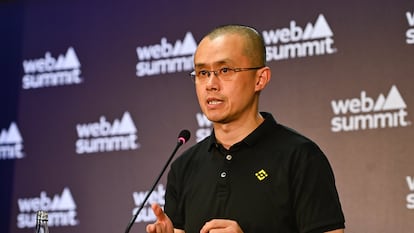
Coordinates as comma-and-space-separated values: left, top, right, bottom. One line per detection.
1, 0, 413, 232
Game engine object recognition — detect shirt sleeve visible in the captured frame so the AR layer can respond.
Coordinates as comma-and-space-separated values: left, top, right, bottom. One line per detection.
290, 141, 345, 233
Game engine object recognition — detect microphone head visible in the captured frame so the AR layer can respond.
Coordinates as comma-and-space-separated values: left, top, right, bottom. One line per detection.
177, 129, 191, 144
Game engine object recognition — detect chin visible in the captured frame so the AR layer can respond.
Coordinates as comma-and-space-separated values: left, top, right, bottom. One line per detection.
204, 113, 221, 123
208, 115, 231, 124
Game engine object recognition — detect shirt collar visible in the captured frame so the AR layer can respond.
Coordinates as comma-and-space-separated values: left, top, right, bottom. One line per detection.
207, 112, 278, 151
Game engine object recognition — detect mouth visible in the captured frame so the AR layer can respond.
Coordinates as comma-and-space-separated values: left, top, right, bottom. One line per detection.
208, 100, 222, 105
206, 97, 223, 106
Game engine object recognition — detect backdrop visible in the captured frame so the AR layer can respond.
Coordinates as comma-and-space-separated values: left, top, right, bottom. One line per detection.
1, 0, 413, 232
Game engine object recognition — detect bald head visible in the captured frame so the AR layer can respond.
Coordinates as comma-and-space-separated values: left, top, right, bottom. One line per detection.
201, 25, 266, 67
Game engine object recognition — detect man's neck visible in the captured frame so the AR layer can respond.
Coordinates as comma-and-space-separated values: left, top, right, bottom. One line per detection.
213, 113, 264, 149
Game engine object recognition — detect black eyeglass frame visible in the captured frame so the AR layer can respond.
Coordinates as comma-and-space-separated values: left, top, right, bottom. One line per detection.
189, 66, 265, 82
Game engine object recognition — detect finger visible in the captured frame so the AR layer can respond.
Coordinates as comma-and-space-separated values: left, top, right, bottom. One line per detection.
146, 222, 166, 233
200, 219, 222, 233
146, 224, 155, 233
146, 204, 166, 233
200, 219, 241, 233
204, 219, 227, 228
151, 203, 166, 221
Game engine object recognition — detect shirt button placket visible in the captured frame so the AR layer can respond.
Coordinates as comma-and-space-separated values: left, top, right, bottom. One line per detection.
220, 154, 232, 178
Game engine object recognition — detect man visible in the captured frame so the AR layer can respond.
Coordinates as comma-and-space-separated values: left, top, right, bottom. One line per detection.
146, 24, 345, 233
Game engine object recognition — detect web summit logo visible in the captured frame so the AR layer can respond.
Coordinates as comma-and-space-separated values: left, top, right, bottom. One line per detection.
76, 112, 140, 154
0, 122, 24, 160
331, 85, 411, 132
136, 32, 197, 77
263, 14, 336, 62
17, 187, 79, 229
407, 176, 414, 209
406, 11, 414, 44
22, 47, 82, 89
195, 112, 212, 143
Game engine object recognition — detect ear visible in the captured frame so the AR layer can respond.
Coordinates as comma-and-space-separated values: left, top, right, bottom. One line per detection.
255, 67, 271, 91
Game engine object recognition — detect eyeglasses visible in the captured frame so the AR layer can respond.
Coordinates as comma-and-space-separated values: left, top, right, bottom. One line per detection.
189, 66, 264, 83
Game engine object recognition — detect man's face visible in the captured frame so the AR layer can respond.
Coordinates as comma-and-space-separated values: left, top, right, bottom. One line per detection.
193, 34, 261, 124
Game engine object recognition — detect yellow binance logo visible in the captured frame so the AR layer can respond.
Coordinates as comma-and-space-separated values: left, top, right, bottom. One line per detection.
255, 169, 268, 181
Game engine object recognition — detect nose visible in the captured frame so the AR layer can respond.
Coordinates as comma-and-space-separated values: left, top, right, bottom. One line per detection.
208, 70, 219, 78
205, 71, 220, 90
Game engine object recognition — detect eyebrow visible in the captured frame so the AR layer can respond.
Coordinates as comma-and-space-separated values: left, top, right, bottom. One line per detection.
194, 59, 234, 69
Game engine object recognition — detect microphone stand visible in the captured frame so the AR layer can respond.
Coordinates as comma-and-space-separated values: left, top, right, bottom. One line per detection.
124, 139, 186, 233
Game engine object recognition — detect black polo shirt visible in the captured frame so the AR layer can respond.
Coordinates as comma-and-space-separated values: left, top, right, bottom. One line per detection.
165, 112, 345, 233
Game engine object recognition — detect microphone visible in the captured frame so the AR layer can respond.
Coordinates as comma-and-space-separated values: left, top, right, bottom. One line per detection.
124, 129, 191, 233
177, 129, 191, 146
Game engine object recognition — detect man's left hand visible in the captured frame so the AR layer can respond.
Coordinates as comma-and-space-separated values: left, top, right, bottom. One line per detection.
200, 219, 243, 233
